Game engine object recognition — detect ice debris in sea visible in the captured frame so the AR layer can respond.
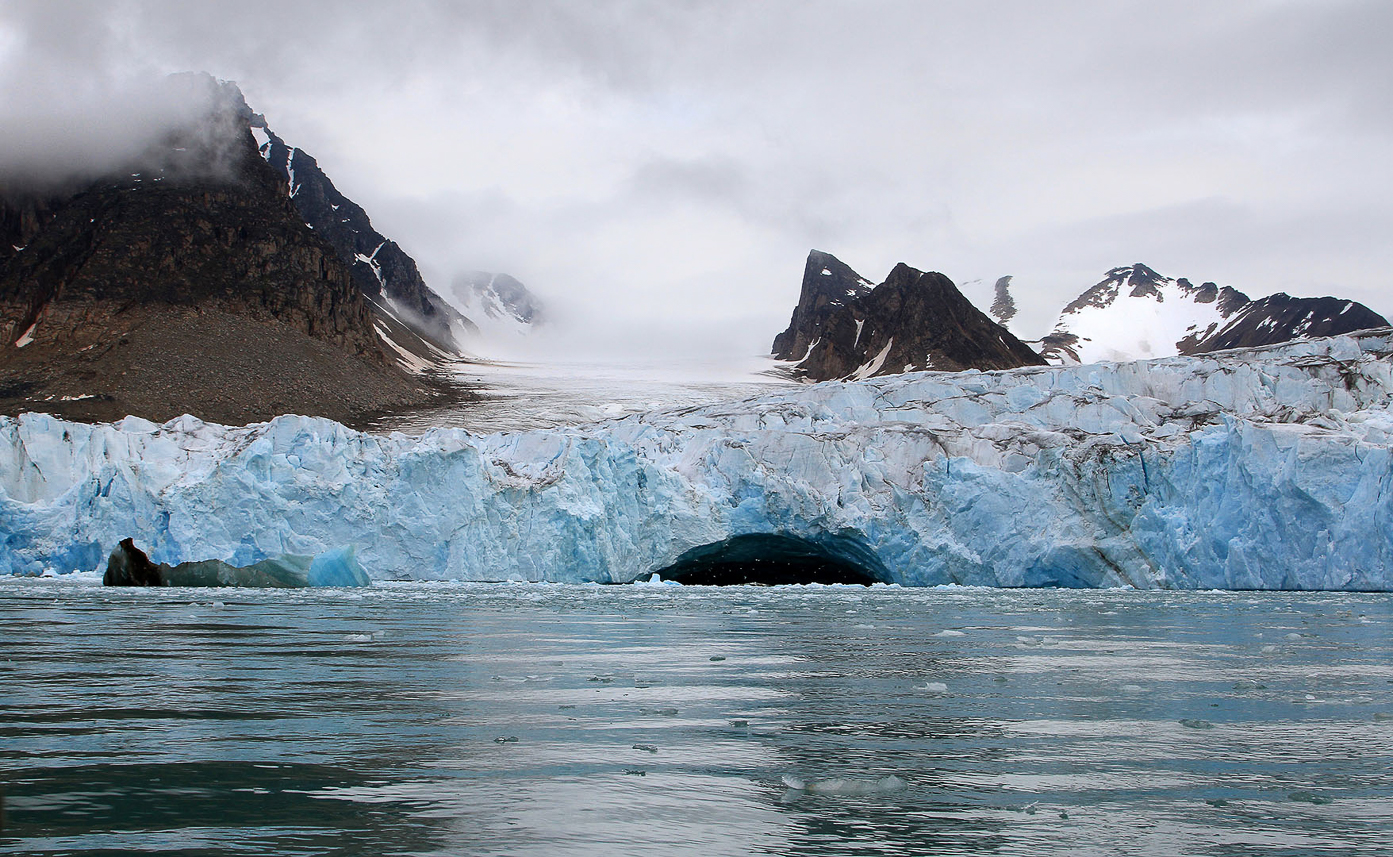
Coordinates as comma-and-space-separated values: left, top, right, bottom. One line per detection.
781, 774, 908, 795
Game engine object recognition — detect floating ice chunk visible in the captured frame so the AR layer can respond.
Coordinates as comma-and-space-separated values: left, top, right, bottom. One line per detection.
920, 682, 949, 693
934, 630, 966, 637
308, 546, 370, 587
102, 539, 369, 588
781, 774, 907, 795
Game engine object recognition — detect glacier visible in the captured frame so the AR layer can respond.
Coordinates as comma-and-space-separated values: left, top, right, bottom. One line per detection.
2, 331, 1392, 589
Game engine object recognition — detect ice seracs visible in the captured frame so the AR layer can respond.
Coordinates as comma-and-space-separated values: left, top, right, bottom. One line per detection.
2, 330, 1392, 590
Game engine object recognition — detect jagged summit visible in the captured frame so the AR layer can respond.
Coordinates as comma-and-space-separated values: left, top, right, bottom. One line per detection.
248, 117, 471, 356
772, 252, 1045, 381
1039, 263, 1385, 364
771, 250, 875, 362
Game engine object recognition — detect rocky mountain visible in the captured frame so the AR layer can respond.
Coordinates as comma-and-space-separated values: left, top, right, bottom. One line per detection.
771, 250, 874, 362
449, 271, 545, 342
1039, 263, 1387, 363
773, 251, 1046, 381
0, 76, 448, 426
989, 275, 1017, 327
1187, 293, 1389, 353
249, 118, 472, 356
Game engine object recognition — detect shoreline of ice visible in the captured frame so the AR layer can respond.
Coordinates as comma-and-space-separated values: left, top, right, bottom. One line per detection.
3, 330, 1391, 589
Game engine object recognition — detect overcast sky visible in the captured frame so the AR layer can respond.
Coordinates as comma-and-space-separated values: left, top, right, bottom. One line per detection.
2, 1, 1390, 360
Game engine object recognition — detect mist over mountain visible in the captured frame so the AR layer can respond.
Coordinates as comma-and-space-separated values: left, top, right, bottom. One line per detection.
0, 75, 452, 425
248, 118, 474, 355
4, 3, 1391, 363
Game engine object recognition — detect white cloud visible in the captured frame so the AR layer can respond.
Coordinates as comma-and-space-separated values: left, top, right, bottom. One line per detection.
3, 0, 1390, 352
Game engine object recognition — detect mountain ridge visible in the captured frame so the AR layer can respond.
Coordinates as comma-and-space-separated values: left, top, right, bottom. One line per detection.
773, 251, 1046, 381
1039, 263, 1387, 363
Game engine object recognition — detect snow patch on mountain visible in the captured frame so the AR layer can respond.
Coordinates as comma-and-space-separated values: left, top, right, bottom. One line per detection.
448, 271, 544, 345
1042, 264, 1243, 364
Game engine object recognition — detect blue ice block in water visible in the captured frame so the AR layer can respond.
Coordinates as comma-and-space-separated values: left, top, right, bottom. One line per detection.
103, 539, 370, 588
308, 546, 370, 587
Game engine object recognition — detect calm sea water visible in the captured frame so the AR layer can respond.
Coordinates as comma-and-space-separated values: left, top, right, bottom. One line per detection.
3, 580, 1392, 856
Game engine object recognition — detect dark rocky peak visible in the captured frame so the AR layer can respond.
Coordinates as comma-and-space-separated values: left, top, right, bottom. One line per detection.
777, 258, 1045, 382
0, 74, 446, 426
1062, 262, 1172, 314
1174, 277, 1251, 313
249, 113, 469, 355
1119, 262, 1167, 299
1190, 294, 1389, 353
771, 250, 875, 361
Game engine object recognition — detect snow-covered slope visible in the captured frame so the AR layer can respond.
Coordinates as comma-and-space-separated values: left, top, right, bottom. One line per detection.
1040, 264, 1248, 363
4, 330, 1392, 589
1040, 263, 1388, 365
449, 271, 544, 344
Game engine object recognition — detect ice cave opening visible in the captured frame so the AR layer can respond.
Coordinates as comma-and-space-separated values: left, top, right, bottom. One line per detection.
652, 533, 889, 586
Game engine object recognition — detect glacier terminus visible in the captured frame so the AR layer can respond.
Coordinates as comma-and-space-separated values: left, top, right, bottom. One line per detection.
3, 331, 1391, 590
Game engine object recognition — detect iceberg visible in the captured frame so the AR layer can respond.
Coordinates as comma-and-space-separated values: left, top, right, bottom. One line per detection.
2, 331, 1391, 589
103, 538, 370, 588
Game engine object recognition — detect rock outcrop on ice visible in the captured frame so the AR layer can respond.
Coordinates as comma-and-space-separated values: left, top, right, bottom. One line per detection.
104, 538, 368, 588
3, 330, 1392, 590
1040, 263, 1387, 364
773, 251, 1045, 381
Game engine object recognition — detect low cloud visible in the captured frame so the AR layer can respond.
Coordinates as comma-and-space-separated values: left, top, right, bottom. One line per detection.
3, 1, 1391, 358
0, 23, 236, 189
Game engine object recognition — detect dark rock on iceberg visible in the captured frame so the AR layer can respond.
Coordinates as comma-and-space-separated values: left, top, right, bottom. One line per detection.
103, 538, 369, 588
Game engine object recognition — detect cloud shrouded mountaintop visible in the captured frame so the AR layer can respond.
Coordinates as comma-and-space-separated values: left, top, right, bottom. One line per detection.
0, 75, 459, 426
2, 1, 1391, 361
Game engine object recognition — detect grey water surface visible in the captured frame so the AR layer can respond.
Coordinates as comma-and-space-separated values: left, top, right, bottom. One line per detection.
3, 580, 1392, 856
